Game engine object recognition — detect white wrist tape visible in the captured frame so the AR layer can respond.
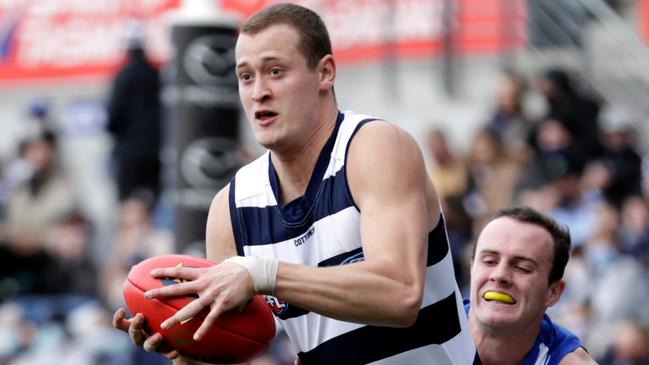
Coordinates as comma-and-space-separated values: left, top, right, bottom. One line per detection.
223, 256, 279, 295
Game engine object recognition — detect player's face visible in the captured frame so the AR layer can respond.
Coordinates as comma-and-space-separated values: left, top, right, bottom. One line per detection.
235, 24, 323, 151
469, 217, 564, 333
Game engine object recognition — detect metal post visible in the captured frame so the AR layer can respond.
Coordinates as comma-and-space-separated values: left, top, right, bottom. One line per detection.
163, 0, 243, 253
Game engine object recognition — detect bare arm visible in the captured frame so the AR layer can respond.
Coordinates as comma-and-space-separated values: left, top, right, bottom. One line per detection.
274, 121, 439, 326
205, 185, 239, 263
148, 122, 440, 331
558, 347, 598, 365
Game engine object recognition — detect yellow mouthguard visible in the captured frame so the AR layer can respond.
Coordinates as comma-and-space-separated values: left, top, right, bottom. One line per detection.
483, 291, 515, 304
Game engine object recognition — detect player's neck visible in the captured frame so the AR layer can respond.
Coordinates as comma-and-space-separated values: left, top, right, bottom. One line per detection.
271, 107, 338, 205
470, 316, 541, 365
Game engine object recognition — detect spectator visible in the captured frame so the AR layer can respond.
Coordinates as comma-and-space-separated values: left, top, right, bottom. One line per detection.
550, 161, 600, 248
642, 154, 649, 201
106, 19, 162, 203
579, 202, 649, 357
599, 320, 649, 365
597, 107, 643, 206
534, 68, 604, 160
3, 130, 76, 252
464, 127, 522, 230
619, 195, 649, 267
425, 128, 467, 200
425, 129, 473, 294
517, 116, 579, 190
112, 190, 173, 267
11, 211, 99, 327
486, 70, 533, 161
41, 211, 98, 298
0, 100, 52, 207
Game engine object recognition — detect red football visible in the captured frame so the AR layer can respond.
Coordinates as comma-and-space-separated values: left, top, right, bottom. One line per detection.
123, 254, 275, 364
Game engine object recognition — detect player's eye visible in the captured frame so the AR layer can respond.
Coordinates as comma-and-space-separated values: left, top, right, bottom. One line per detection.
481, 258, 497, 266
514, 265, 531, 273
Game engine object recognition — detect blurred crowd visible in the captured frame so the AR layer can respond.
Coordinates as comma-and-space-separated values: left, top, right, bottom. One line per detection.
428, 68, 649, 364
0, 98, 177, 365
0, 66, 648, 365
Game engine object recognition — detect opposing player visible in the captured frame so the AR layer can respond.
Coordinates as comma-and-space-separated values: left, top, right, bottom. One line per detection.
468, 206, 597, 364
114, 3, 475, 364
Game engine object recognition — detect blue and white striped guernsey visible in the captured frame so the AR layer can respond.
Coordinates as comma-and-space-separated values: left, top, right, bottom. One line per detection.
229, 110, 476, 364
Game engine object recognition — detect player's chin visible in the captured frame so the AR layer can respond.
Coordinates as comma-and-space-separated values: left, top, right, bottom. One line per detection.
477, 303, 519, 323
256, 134, 282, 150
479, 312, 519, 328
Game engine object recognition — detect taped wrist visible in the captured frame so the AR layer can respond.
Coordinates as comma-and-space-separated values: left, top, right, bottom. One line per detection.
223, 256, 279, 295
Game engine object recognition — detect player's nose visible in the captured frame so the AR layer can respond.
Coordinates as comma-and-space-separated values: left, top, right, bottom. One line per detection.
488, 263, 512, 285
251, 78, 271, 102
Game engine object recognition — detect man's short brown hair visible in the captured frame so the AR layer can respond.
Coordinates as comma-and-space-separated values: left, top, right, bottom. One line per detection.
241, 3, 333, 70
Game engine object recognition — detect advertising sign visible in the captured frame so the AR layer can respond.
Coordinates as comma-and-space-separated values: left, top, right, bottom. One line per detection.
0, 0, 179, 83
0, 0, 526, 84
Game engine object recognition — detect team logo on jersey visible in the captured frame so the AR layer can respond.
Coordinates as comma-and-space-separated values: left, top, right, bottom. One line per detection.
263, 295, 288, 316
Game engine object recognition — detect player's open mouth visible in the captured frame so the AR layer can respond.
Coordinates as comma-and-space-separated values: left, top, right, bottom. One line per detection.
255, 110, 278, 121
483, 291, 516, 304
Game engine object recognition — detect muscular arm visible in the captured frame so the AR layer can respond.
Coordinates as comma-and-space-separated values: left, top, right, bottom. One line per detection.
205, 185, 239, 263
274, 121, 440, 327
558, 347, 598, 365
150, 122, 440, 332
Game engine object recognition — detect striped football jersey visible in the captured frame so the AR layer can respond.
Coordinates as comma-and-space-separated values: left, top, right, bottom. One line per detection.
229, 110, 476, 364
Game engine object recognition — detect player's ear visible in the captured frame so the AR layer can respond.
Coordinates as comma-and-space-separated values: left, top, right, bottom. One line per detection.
317, 54, 336, 92
545, 279, 565, 307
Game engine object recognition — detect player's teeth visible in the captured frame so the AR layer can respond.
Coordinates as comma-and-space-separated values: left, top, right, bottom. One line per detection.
483, 291, 515, 304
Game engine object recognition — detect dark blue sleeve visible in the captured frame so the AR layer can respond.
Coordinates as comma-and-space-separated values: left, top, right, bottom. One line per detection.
547, 318, 583, 365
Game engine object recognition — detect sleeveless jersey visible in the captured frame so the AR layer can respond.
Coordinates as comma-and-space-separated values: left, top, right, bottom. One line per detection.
464, 300, 582, 365
229, 110, 476, 364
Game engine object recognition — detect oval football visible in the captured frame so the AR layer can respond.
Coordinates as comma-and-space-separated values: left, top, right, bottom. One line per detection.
123, 254, 275, 363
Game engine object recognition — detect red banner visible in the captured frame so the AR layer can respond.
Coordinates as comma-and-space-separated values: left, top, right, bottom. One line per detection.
0, 0, 180, 84
457, 0, 527, 54
226, 0, 526, 62
0, 0, 525, 85
641, 0, 649, 43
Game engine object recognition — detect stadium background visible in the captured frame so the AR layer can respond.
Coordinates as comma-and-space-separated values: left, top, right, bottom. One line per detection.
1, 0, 648, 364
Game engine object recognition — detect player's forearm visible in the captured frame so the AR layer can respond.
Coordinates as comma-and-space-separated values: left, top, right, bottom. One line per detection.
274, 259, 424, 327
